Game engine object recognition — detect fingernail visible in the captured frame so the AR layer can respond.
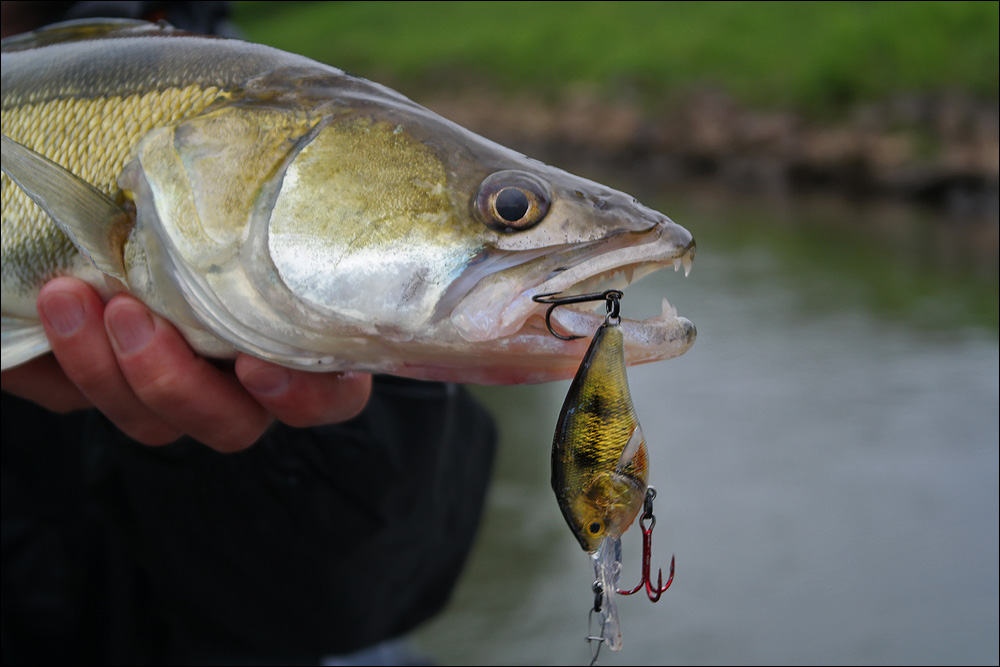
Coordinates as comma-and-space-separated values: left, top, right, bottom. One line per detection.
108, 304, 154, 354
242, 366, 290, 396
40, 291, 85, 337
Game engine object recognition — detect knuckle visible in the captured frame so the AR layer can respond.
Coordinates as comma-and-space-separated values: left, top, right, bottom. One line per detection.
278, 375, 371, 428
121, 420, 182, 446
127, 363, 191, 410
70, 362, 124, 396
210, 419, 270, 452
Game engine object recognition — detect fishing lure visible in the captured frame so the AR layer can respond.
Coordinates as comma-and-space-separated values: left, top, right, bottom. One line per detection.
535, 290, 673, 662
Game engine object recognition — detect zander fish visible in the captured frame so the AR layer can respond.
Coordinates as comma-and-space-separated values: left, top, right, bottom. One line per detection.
1, 19, 696, 384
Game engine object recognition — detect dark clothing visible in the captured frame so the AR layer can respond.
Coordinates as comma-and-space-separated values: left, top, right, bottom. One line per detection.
2, 378, 496, 664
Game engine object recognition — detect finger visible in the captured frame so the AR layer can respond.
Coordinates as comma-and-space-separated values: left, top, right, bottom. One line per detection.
0, 355, 93, 413
37, 278, 182, 443
105, 295, 274, 452
235, 355, 372, 428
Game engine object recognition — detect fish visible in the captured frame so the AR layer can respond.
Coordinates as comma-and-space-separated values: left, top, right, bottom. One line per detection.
1, 18, 696, 385
550, 307, 649, 651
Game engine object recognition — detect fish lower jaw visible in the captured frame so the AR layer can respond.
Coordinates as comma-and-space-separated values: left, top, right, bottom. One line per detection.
546, 297, 696, 359
394, 304, 693, 384
489, 299, 694, 369
519, 256, 697, 360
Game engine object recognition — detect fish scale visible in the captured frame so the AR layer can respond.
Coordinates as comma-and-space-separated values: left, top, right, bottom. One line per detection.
2, 86, 224, 308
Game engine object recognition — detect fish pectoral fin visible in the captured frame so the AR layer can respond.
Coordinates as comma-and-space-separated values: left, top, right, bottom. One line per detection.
1, 134, 131, 283
1, 317, 51, 371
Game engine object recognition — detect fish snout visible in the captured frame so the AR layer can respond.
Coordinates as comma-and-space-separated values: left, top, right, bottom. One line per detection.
617, 199, 696, 260
656, 214, 695, 255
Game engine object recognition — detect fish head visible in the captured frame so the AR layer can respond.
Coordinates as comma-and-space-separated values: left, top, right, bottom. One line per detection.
125, 68, 696, 383
439, 161, 697, 382
567, 471, 647, 553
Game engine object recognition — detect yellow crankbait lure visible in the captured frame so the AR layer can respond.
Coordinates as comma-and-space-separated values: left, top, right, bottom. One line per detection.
551, 302, 648, 554
536, 289, 673, 659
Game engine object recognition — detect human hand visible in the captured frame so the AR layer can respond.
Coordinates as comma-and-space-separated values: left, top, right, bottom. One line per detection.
0, 277, 372, 452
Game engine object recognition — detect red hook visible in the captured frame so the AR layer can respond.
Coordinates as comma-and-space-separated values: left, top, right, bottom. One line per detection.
618, 487, 674, 602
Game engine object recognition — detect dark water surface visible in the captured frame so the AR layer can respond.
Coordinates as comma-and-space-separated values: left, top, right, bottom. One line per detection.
412, 188, 999, 665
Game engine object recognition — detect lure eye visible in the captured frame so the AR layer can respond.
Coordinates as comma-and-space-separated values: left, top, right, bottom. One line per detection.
474, 170, 550, 233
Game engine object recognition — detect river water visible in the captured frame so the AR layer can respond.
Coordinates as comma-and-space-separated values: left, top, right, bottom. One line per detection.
412, 186, 999, 665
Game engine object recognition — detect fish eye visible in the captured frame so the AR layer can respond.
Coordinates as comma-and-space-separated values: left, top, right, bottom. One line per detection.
474, 170, 551, 233
587, 520, 605, 536
495, 187, 529, 222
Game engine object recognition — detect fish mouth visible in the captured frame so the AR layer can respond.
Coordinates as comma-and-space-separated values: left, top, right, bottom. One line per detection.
448, 218, 697, 376
518, 236, 694, 338
518, 243, 696, 362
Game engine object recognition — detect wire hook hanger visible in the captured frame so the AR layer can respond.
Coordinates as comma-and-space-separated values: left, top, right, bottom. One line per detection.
532, 289, 623, 340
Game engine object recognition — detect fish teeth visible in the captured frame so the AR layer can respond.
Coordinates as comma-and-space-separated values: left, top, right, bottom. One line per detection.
672, 258, 682, 272
682, 254, 693, 277
661, 297, 677, 319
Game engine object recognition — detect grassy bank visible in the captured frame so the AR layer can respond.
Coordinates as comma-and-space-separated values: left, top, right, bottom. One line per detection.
234, 1, 998, 116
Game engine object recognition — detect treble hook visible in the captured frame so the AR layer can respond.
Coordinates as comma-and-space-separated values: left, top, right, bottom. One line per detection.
617, 487, 674, 602
532, 289, 623, 340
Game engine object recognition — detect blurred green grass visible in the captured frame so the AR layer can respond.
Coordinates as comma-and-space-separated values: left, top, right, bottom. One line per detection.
234, 1, 999, 115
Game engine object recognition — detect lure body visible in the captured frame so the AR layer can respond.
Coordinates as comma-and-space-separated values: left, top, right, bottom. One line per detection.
551, 321, 648, 554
